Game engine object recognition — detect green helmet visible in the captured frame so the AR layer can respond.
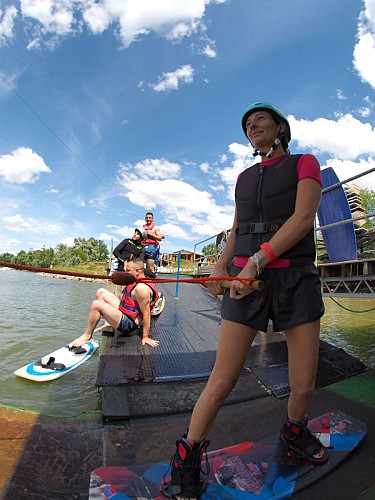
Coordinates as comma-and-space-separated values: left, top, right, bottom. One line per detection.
241, 102, 291, 143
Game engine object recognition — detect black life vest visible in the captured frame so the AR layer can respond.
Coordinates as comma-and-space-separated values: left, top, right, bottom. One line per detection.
233, 154, 316, 263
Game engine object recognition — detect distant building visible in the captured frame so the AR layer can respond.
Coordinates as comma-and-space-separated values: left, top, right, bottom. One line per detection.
344, 183, 366, 227
161, 250, 204, 264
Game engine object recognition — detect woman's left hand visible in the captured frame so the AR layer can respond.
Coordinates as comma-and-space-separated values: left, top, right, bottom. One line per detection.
229, 263, 258, 300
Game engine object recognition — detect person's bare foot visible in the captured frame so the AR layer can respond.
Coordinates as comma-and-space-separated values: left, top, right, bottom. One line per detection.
142, 337, 160, 348
94, 322, 115, 334
70, 333, 92, 348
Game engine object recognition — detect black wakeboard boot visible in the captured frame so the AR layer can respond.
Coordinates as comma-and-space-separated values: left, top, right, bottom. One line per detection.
280, 416, 329, 464
162, 434, 210, 498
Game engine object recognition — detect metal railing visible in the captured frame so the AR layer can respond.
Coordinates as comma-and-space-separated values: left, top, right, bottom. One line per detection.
192, 167, 375, 275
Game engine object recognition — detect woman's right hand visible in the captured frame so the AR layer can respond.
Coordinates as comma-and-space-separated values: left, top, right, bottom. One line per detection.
206, 265, 228, 297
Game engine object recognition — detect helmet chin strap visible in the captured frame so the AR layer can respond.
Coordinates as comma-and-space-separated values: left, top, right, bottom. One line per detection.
253, 137, 281, 158
253, 126, 285, 158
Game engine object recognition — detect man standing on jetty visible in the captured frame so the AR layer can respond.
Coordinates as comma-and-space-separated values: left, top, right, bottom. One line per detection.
142, 212, 164, 274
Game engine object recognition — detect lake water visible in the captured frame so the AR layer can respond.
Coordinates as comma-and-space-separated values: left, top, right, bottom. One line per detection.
0, 269, 102, 417
0, 268, 374, 417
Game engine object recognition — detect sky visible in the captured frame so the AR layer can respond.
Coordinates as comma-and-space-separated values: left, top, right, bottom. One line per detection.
1, 0, 375, 259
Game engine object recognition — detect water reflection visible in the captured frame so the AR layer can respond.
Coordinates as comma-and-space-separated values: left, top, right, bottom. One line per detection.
321, 297, 375, 369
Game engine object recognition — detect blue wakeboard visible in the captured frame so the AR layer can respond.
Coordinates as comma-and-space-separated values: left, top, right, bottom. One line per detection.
317, 167, 357, 262
89, 410, 366, 499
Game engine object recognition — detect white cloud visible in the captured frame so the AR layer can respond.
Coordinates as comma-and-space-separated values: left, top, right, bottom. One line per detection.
0, 199, 19, 212
127, 178, 214, 213
0, 147, 51, 184
157, 222, 189, 240
110, 225, 137, 239
209, 183, 224, 191
21, 0, 75, 36
218, 142, 256, 198
107, 0, 207, 47
196, 37, 217, 58
150, 65, 194, 92
353, 0, 375, 89
336, 89, 346, 100
59, 236, 75, 246
116, 159, 234, 237
358, 107, 371, 117
18, 0, 228, 49
289, 114, 375, 161
323, 157, 375, 191
202, 44, 216, 57
0, 238, 21, 252
81, 2, 111, 35
0, 4, 17, 45
199, 162, 210, 173
118, 158, 181, 181
99, 232, 115, 241
2, 213, 62, 233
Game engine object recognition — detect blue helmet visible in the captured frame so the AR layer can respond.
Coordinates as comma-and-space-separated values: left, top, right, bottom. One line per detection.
241, 102, 291, 143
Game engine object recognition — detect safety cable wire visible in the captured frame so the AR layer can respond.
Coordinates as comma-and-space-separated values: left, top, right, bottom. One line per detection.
0, 72, 115, 195
329, 296, 375, 313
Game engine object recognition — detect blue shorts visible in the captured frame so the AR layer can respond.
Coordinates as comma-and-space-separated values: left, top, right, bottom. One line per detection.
221, 263, 324, 331
117, 313, 137, 334
143, 245, 159, 260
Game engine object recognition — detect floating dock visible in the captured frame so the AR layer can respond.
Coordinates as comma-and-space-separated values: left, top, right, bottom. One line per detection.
1, 282, 375, 499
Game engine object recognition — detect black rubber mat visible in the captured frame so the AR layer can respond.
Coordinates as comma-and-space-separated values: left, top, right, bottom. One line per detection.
96, 282, 367, 401
245, 339, 367, 399
96, 281, 222, 386
102, 371, 269, 419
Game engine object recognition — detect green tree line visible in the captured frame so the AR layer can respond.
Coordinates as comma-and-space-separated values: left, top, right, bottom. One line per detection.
0, 237, 109, 269
361, 188, 375, 230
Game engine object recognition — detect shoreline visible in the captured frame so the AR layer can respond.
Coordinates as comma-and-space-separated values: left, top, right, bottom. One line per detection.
36, 272, 107, 283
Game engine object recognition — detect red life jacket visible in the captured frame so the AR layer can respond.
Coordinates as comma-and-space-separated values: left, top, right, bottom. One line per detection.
118, 281, 159, 319
142, 222, 159, 246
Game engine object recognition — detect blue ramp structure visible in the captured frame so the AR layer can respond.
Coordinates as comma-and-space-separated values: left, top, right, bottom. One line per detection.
318, 167, 357, 262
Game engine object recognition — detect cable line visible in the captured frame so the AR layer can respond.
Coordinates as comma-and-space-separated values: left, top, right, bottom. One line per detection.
329, 296, 375, 313
0, 71, 113, 193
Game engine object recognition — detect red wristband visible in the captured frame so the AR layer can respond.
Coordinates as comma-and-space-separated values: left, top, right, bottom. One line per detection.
260, 242, 278, 262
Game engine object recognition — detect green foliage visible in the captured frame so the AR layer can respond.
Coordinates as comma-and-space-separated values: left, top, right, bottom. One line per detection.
360, 188, 375, 229
0, 238, 109, 269
0, 252, 14, 262
201, 243, 218, 260
358, 188, 375, 252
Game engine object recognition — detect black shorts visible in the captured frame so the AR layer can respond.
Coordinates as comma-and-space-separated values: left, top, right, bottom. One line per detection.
117, 313, 138, 334
221, 263, 324, 331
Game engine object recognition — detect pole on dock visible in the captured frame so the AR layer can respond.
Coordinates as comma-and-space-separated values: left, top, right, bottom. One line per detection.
175, 250, 181, 299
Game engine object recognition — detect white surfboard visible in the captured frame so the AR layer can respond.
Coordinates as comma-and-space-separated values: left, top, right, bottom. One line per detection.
14, 339, 99, 382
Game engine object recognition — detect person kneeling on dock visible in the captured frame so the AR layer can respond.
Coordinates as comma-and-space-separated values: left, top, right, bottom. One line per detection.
70, 258, 160, 348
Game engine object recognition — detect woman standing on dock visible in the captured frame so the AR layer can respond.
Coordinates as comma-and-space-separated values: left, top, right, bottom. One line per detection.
163, 102, 327, 498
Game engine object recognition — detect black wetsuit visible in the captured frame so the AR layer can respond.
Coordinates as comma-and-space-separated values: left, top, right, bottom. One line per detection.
113, 238, 145, 271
